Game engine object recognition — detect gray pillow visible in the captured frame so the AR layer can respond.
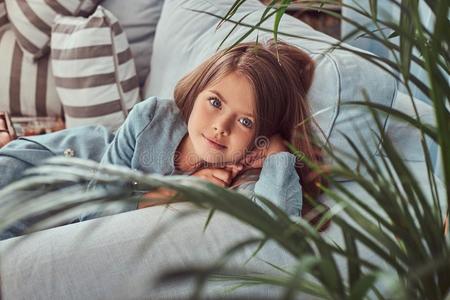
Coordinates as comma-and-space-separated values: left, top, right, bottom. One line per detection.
101, 0, 164, 87
143, 0, 398, 178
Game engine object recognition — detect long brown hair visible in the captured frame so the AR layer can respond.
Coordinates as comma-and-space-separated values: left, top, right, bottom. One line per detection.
174, 39, 329, 230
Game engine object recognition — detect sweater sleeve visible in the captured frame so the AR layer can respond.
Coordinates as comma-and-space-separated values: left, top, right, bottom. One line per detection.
79, 98, 159, 221
233, 152, 302, 217
99, 97, 158, 168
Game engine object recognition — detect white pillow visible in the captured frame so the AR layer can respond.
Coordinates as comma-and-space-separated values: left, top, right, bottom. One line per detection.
51, 6, 140, 130
0, 28, 62, 117
143, 0, 398, 175
5, 0, 102, 60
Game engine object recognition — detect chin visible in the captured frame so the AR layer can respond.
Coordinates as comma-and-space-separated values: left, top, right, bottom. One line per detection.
201, 153, 227, 164
203, 149, 238, 165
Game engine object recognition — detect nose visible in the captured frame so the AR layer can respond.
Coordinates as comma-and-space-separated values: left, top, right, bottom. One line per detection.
213, 115, 231, 136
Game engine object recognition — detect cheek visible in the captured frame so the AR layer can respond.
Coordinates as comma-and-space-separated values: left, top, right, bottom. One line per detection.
187, 103, 205, 132
230, 131, 254, 153
191, 101, 210, 121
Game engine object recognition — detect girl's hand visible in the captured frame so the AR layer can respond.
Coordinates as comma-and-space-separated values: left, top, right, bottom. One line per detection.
240, 134, 289, 169
191, 164, 243, 187
138, 164, 243, 209
138, 187, 177, 209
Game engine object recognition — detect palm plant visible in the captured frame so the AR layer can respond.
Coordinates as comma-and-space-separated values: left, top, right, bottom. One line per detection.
0, 0, 448, 299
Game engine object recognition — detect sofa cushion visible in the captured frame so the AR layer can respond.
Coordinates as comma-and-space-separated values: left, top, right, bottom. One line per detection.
0, 0, 7, 30
0, 202, 299, 299
101, 0, 164, 87
381, 91, 435, 162
143, 0, 398, 177
51, 6, 140, 131
0, 172, 445, 298
375, 92, 443, 181
0, 28, 62, 117
4, 0, 102, 60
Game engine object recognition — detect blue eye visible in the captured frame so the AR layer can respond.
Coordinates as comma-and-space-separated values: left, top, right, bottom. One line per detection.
209, 96, 253, 129
208, 97, 221, 108
240, 118, 253, 128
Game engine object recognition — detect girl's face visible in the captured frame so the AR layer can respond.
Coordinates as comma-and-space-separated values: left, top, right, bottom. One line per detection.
188, 72, 257, 165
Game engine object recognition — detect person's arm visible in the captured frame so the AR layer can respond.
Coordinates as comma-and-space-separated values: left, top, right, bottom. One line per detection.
137, 165, 243, 209
79, 98, 159, 221
99, 97, 159, 167
232, 152, 302, 217
136, 152, 303, 217
137, 188, 178, 208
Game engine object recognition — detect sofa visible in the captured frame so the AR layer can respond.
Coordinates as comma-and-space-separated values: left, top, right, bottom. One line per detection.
0, 0, 445, 299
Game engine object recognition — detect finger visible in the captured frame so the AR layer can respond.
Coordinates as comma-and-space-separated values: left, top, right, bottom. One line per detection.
225, 164, 243, 178
238, 153, 253, 165
193, 173, 227, 187
245, 157, 265, 169
194, 173, 209, 181
207, 175, 228, 187
211, 168, 232, 183
240, 151, 264, 166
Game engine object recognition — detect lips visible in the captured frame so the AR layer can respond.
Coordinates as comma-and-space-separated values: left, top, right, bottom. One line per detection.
203, 134, 226, 149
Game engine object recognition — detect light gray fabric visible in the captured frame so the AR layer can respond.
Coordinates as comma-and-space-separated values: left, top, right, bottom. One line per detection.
341, 0, 436, 103
435, 145, 444, 182
143, 0, 398, 177
234, 151, 302, 217
0, 203, 298, 299
0, 156, 31, 191
382, 91, 435, 162
375, 91, 443, 182
319, 165, 446, 298
101, 0, 164, 86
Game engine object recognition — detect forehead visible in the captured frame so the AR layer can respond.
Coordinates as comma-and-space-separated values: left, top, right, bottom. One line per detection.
205, 72, 256, 118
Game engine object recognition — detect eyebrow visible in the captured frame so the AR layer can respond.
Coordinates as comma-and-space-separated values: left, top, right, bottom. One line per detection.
210, 90, 255, 119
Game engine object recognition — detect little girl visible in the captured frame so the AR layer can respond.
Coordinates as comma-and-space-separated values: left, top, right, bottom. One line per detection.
0, 39, 325, 239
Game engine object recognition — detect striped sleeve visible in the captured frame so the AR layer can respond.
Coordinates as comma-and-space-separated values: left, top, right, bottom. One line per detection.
0, 28, 62, 117
4, 0, 102, 59
51, 6, 140, 131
